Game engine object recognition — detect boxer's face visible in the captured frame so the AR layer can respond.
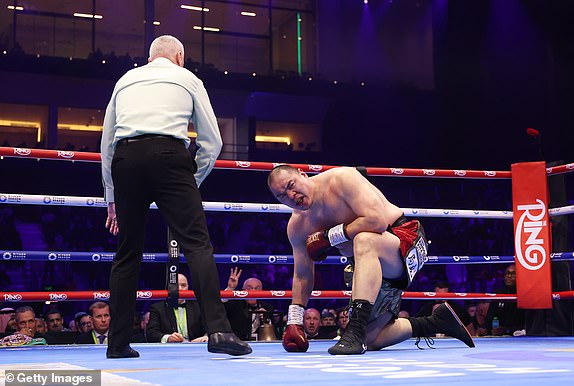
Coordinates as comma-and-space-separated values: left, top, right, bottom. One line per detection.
270, 169, 313, 210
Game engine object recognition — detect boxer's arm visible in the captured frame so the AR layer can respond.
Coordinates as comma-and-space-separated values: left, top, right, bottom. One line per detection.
337, 168, 390, 237
288, 222, 314, 307
283, 225, 313, 352
291, 244, 314, 307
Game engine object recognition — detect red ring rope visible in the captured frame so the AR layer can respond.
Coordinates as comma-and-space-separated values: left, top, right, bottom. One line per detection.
2, 290, 574, 302
5, 146, 574, 178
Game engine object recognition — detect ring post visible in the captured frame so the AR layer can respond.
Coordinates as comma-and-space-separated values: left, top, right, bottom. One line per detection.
511, 161, 552, 309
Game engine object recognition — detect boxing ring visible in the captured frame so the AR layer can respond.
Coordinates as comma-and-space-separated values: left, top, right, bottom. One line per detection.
1, 147, 574, 385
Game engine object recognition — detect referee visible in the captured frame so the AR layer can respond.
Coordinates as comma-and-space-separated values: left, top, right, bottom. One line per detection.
101, 35, 251, 358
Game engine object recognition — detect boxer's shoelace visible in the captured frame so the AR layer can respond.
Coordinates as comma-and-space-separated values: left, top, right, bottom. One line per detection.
414, 336, 435, 350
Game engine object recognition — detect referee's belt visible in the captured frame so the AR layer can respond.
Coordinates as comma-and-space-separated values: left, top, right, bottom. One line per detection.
117, 134, 183, 146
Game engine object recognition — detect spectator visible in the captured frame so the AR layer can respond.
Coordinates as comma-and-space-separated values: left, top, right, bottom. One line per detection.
318, 309, 338, 339
320, 310, 336, 326
14, 306, 42, 338
45, 309, 68, 332
485, 264, 525, 336
224, 268, 273, 341
75, 312, 93, 334
146, 274, 206, 343
0, 308, 15, 333
140, 311, 150, 341
75, 302, 110, 344
467, 302, 490, 337
303, 308, 321, 339
334, 307, 349, 339
35, 318, 47, 334
131, 312, 147, 343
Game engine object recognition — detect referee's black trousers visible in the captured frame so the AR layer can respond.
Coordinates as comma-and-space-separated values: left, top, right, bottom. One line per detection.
108, 136, 231, 349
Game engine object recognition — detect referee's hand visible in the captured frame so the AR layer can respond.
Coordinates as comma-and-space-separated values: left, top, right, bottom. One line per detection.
105, 202, 119, 235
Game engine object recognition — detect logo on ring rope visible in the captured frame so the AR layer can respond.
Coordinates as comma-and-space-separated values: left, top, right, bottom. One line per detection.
137, 291, 153, 299
311, 291, 322, 297
14, 148, 31, 156
566, 163, 574, 170
308, 165, 323, 172
57, 151, 75, 159
454, 170, 467, 176
233, 291, 249, 298
391, 168, 404, 175
3, 252, 12, 260
423, 169, 436, 176
49, 293, 68, 301
3, 293, 23, 301
93, 291, 110, 300
515, 199, 547, 270
271, 291, 286, 297
236, 161, 251, 168
484, 171, 496, 177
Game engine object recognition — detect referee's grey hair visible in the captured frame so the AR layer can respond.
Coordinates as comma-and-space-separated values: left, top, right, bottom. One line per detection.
149, 35, 184, 60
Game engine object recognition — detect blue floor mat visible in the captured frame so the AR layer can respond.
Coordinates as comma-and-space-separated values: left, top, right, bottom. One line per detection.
1, 337, 573, 385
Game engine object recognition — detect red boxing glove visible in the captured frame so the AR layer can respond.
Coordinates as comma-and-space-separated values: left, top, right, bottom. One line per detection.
282, 324, 309, 352
282, 304, 309, 352
306, 231, 330, 261
306, 223, 349, 262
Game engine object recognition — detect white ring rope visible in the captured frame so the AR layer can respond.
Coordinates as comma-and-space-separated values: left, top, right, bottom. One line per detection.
1, 193, 573, 218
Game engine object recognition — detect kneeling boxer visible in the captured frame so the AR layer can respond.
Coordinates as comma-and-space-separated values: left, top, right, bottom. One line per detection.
267, 165, 474, 355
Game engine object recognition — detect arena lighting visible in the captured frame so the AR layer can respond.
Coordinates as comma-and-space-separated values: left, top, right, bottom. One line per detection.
255, 135, 291, 145
7, 5, 24, 11
364, 0, 369, 4
193, 25, 220, 32
180, 5, 209, 12
57, 124, 200, 139
153, 21, 161, 26
73, 13, 103, 19
2, 119, 288, 145
0, 120, 41, 142
240, 11, 256, 17
57, 124, 102, 132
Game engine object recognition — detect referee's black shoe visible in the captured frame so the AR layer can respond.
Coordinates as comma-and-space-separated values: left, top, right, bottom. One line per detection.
208, 332, 252, 356
106, 345, 140, 359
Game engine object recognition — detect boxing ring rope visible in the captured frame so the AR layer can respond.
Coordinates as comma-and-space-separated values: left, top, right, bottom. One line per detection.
2, 146, 574, 177
2, 250, 574, 265
1, 289, 574, 302
2, 193, 574, 217
2, 146, 573, 309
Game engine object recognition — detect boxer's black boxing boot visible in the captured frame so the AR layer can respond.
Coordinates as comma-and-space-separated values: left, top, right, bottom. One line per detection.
328, 299, 372, 355
409, 302, 475, 349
